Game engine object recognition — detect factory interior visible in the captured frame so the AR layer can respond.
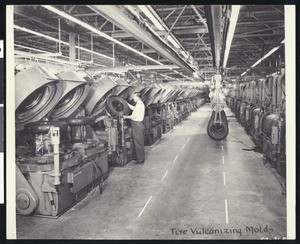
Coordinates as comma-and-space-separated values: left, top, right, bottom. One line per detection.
6, 4, 295, 240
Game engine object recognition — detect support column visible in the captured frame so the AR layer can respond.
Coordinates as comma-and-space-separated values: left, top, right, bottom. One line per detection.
69, 32, 76, 63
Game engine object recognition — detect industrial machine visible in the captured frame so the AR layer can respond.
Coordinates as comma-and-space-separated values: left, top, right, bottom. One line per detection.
144, 105, 163, 146
105, 95, 133, 166
226, 68, 286, 177
15, 66, 109, 217
16, 120, 108, 217
14, 63, 208, 218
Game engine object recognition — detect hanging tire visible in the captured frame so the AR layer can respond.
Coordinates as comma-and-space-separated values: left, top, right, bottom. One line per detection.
105, 95, 129, 117
207, 110, 229, 141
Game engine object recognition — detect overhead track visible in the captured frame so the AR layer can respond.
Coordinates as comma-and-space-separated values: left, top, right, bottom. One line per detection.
204, 5, 230, 72
204, 5, 222, 71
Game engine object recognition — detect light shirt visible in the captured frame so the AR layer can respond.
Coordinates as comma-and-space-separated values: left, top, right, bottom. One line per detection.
131, 100, 145, 122
210, 90, 225, 104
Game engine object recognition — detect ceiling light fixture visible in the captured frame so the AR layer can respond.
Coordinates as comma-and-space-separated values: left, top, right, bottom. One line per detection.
223, 5, 241, 68
137, 5, 195, 81
14, 25, 114, 61
137, 5, 192, 68
15, 44, 59, 55
240, 39, 285, 76
137, 5, 165, 31
251, 45, 282, 68
41, 5, 163, 65
15, 50, 84, 66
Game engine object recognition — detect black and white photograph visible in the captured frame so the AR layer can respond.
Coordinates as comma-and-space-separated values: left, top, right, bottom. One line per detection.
6, 4, 295, 240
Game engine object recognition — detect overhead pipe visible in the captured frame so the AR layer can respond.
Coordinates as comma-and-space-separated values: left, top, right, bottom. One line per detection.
204, 5, 230, 71
88, 5, 195, 75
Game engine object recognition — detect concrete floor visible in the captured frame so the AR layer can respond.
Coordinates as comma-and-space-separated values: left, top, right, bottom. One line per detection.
16, 104, 286, 240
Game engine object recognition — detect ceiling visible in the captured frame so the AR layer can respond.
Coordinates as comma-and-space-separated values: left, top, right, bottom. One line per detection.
13, 5, 285, 83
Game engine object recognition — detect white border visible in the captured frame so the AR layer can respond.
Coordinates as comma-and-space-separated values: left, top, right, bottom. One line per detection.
6, 5, 16, 239
5, 4, 295, 240
285, 5, 296, 240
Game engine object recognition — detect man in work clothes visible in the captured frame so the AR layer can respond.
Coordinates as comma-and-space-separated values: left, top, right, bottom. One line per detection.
124, 92, 145, 164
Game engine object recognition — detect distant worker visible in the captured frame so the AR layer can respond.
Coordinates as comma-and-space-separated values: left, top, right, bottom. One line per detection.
209, 85, 226, 111
124, 92, 145, 164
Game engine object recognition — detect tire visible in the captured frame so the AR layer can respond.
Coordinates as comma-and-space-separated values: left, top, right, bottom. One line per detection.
105, 95, 129, 117
207, 111, 229, 141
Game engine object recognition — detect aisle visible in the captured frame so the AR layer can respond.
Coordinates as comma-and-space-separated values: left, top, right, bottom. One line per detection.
16, 104, 286, 239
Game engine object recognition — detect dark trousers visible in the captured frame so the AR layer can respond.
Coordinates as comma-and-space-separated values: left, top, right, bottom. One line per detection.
131, 121, 145, 162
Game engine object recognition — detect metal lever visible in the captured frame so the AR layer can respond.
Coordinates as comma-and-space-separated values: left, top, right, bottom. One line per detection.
49, 126, 61, 186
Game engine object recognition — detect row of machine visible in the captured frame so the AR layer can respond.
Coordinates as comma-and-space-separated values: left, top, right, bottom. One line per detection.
15, 65, 207, 217
226, 68, 286, 177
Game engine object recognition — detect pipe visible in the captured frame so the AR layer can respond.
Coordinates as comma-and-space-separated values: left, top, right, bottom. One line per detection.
50, 126, 61, 186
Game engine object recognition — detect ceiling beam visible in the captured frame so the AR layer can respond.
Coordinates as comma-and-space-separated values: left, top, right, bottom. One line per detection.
111, 27, 208, 38
194, 56, 213, 61
85, 64, 179, 72
236, 25, 284, 35
271, 6, 284, 15
152, 6, 193, 12
236, 19, 284, 25
234, 32, 284, 38
89, 5, 195, 73
224, 66, 276, 71
191, 5, 208, 30
239, 9, 283, 15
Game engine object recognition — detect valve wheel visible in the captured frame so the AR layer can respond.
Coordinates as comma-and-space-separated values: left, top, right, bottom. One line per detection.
16, 189, 38, 215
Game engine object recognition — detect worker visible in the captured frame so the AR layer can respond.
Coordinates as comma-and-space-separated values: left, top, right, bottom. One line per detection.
124, 92, 145, 164
209, 85, 226, 111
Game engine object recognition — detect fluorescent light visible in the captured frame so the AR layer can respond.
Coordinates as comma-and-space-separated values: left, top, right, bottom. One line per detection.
241, 72, 246, 76
223, 5, 241, 68
251, 59, 261, 68
180, 50, 189, 59
15, 24, 67, 44
136, 5, 193, 71
14, 25, 114, 61
42, 5, 163, 66
251, 45, 281, 68
15, 50, 80, 66
261, 47, 280, 61
241, 39, 285, 76
15, 44, 54, 54
167, 36, 181, 49
137, 5, 164, 31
